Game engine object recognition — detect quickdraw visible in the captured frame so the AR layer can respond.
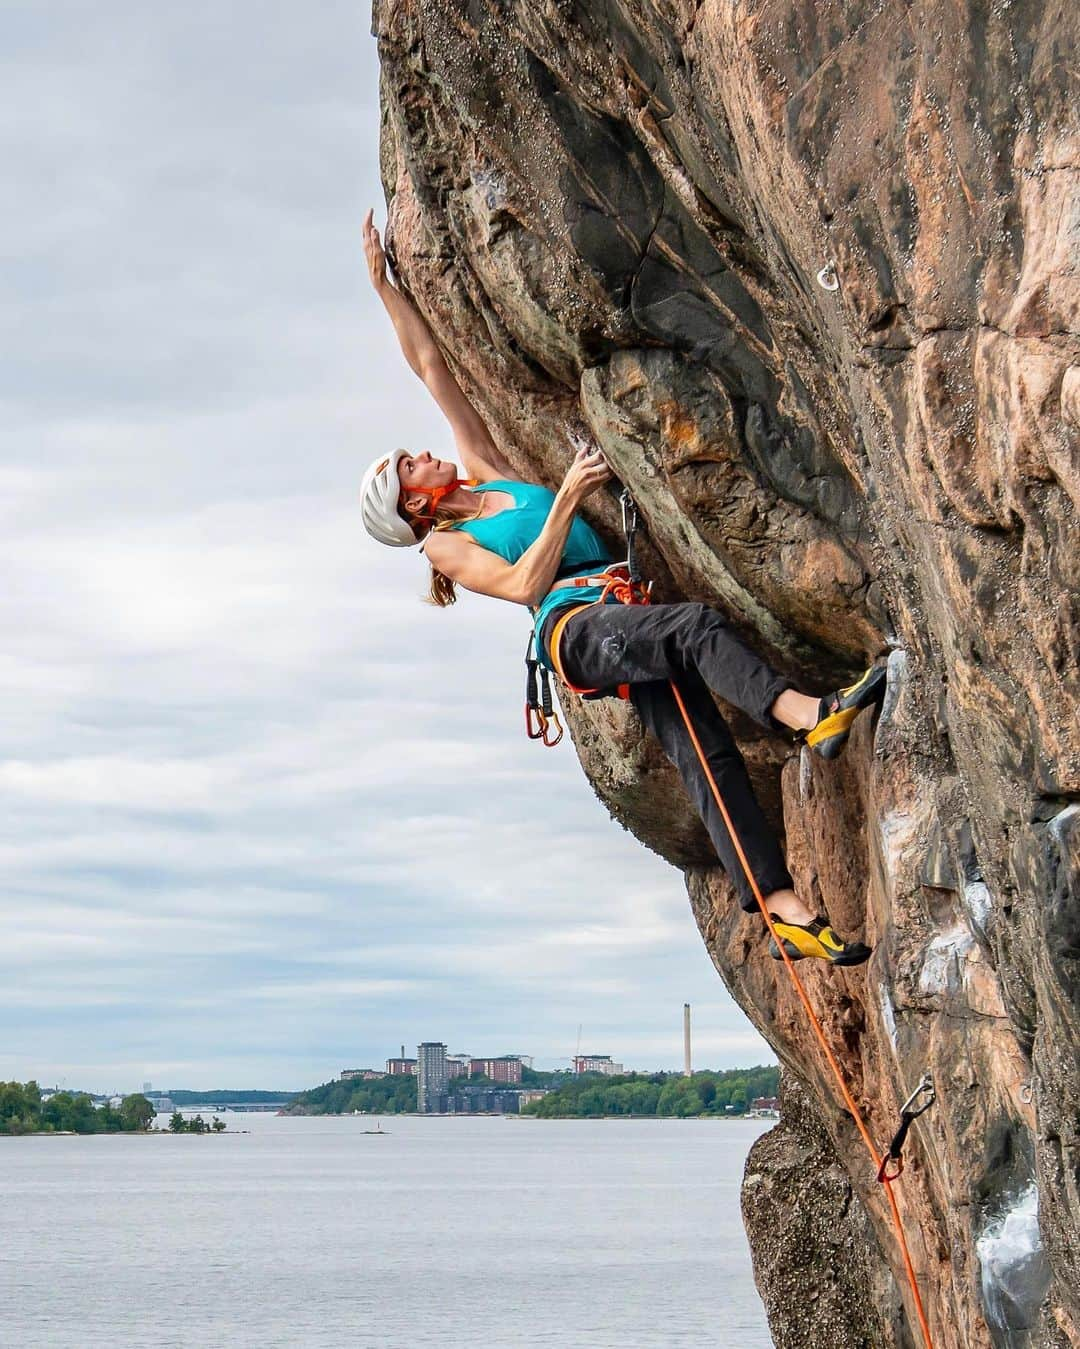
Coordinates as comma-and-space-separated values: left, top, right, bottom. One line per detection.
877, 1074, 936, 1183
620, 486, 642, 583
524, 634, 562, 746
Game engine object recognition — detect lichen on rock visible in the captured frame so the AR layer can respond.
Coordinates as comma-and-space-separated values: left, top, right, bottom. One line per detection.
372, 0, 1079, 1343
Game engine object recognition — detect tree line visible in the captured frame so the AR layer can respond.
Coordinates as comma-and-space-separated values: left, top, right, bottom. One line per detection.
0, 1081, 156, 1134
289, 1066, 564, 1115
287, 1073, 420, 1115
286, 1065, 779, 1118
522, 1066, 780, 1118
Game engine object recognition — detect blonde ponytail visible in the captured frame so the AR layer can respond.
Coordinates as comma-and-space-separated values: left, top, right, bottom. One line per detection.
426, 564, 457, 607
401, 503, 471, 608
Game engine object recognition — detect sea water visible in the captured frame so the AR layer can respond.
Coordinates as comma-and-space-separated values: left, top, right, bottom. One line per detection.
1, 1113, 773, 1347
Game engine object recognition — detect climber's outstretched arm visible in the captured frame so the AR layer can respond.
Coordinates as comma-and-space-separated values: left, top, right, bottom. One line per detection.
362, 210, 518, 485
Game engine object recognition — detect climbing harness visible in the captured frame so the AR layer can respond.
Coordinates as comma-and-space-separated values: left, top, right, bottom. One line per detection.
520, 487, 650, 735
877, 1075, 936, 1182
526, 480, 938, 1349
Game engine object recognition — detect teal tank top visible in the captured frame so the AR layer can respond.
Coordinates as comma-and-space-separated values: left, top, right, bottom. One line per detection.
447, 481, 611, 667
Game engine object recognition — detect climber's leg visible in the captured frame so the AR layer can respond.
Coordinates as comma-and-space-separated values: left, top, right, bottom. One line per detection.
553, 602, 886, 756
627, 671, 794, 914
554, 602, 792, 729
546, 605, 875, 963
772, 688, 821, 732
627, 674, 870, 964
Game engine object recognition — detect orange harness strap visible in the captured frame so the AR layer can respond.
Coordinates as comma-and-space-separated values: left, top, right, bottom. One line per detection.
544, 579, 936, 1349
547, 602, 631, 701
547, 603, 598, 694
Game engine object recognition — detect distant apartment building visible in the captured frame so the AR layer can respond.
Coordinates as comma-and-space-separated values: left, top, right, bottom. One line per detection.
341, 1068, 385, 1081
573, 1055, 625, 1076
449, 1087, 520, 1114
516, 1089, 549, 1108
446, 1055, 471, 1080
469, 1056, 523, 1084
385, 1058, 418, 1076
416, 1042, 449, 1113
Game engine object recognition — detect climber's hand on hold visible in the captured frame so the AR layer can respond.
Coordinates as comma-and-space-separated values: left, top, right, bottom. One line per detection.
559, 447, 612, 508
362, 208, 390, 292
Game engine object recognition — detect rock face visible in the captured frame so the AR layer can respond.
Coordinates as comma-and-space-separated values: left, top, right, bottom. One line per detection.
372, 1, 1079, 1344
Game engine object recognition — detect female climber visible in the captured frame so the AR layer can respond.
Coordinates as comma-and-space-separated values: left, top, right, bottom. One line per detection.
358, 209, 884, 967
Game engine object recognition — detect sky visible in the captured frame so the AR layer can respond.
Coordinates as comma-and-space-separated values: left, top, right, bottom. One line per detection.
1, 0, 773, 1092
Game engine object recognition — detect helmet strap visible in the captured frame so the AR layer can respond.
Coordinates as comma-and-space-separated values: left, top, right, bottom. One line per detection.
401, 478, 478, 525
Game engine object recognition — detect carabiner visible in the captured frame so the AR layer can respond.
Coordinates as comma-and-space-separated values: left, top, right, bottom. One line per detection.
619, 486, 636, 538
541, 713, 564, 747
525, 704, 547, 740
900, 1074, 936, 1119
619, 487, 642, 584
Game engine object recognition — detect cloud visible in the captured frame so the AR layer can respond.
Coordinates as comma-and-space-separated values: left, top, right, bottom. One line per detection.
0, 0, 773, 1090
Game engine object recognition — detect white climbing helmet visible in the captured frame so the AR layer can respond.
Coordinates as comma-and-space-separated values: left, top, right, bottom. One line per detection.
359, 448, 418, 548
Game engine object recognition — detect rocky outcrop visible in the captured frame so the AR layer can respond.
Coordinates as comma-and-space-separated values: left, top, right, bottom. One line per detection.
372, 1, 1079, 1344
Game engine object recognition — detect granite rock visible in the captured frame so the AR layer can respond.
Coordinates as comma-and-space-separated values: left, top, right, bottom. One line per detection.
373, 1, 1079, 1343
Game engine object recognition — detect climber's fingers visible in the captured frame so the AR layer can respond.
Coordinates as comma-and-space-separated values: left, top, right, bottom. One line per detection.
362, 209, 387, 287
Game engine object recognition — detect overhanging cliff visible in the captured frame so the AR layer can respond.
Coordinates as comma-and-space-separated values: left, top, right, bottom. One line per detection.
371, 1, 1079, 1344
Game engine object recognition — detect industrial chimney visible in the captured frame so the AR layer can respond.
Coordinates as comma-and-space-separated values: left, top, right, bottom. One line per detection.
683, 1003, 692, 1077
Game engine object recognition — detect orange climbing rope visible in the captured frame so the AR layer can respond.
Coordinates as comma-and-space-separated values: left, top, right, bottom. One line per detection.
540, 511, 936, 1349
667, 676, 935, 1349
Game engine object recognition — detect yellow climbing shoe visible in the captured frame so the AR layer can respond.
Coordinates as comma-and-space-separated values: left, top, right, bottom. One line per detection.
805, 664, 887, 761
768, 916, 872, 967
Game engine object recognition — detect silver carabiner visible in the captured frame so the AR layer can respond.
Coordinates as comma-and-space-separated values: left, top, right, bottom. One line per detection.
900, 1073, 935, 1118
619, 486, 636, 538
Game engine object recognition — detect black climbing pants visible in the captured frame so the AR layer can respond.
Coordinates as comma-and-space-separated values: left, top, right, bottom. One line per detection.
543, 601, 795, 913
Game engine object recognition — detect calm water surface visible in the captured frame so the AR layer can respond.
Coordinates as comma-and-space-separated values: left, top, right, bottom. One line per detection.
2, 1113, 773, 1348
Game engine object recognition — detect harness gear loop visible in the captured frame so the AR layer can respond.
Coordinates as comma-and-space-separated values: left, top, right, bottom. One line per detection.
535, 485, 936, 1349
877, 1074, 936, 1183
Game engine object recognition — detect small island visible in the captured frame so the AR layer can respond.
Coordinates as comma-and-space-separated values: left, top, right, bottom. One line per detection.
166, 1110, 227, 1134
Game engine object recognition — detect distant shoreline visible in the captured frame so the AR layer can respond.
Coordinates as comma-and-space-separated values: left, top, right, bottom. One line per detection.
287, 1110, 778, 1122
2, 1128, 245, 1138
